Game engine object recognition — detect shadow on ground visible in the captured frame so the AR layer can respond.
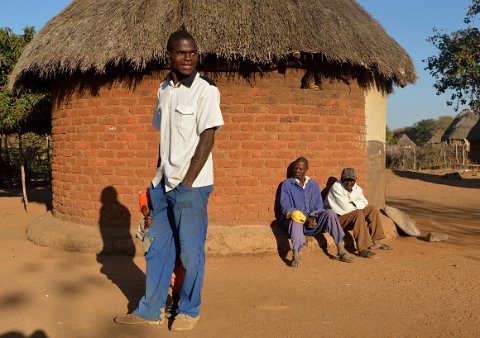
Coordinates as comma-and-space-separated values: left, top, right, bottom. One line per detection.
387, 198, 480, 248
96, 186, 145, 313
0, 330, 48, 338
392, 170, 480, 189
0, 186, 52, 211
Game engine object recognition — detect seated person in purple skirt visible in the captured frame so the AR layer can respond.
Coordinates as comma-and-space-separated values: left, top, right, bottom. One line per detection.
280, 157, 354, 266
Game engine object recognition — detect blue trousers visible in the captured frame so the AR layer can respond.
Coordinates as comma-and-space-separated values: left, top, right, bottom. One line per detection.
133, 183, 176, 320
166, 183, 213, 318
283, 209, 345, 252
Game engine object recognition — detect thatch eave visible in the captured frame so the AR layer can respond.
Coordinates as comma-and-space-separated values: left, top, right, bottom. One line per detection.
9, 0, 416, 90
467, 119, 480, 142
441, 110, 479, 142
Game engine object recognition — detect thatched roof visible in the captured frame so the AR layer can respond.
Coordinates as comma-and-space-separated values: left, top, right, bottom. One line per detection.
10, 0, 416, 89
398, 134, 416, 147
441, 110, 479, 142
467, 119, 480, 142
427, 129, 444, 144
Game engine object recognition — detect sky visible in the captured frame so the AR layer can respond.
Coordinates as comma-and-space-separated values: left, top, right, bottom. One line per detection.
0, 0, 475, 129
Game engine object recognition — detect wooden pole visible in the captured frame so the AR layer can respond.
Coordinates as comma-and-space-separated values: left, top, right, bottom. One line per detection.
413, 147, 416, 171
19, 133, 29, 212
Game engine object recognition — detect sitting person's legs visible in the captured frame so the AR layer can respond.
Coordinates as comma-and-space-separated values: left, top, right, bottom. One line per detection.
313, 209, 353, 263
339, 209, 376, 258
362, 205, 385, 241
283, 219, 305, 267
362, 205, 392, 250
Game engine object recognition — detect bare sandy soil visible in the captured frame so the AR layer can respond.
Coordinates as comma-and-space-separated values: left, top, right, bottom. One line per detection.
0, 169, 479, 338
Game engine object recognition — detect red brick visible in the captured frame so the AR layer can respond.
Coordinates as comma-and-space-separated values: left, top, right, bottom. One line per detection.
237, 177, 259, 186
216, 159, 241, 168
246, 87, 269, 96
255, 115, 278, 123
230, 132, 253, 141
269, 105, 292, 115
221, 204, 245, 213
245, 104, 269, 114
50, 68, 368, 227
255, 132, 279, 141
242, 141, 264, 149
241, 123, 265, 132
229, 150, 252, 160
107, 142, 126, 150
216, 140, 240, 149
223, 186, 247, 195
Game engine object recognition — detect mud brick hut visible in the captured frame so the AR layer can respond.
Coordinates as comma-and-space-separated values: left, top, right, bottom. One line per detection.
442, 109, 479, 164
11, 0, 415, 253
442, 109, 479, 144
467, 118, 480, 163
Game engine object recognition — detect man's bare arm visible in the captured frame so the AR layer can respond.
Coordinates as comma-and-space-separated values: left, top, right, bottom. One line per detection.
182, 128, 216, 188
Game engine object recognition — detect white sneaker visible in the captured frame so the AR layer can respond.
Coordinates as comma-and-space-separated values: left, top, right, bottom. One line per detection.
170, 314, 199, 331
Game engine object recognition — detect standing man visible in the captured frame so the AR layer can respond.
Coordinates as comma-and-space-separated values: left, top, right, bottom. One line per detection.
156, 30, 223, 331
116, 30, 223, 331
280, 157, 354, 266
325, 168, 392, 259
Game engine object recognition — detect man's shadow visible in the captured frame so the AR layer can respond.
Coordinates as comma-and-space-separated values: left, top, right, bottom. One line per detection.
96, 186, 145, 313
0, 330, 47, 338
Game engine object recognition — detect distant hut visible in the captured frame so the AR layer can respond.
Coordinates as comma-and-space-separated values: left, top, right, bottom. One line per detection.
441, 110, 479, 165
427, 129, 444, 144
397, 134, 416, 148
441, 109, 479, 143
10, 0, 415, 250
467, 119, 480, 163
397, 134, 417, 169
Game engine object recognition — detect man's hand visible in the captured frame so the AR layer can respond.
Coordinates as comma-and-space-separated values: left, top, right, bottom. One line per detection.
305, 216, 317, 229
287, 210, 306, 224
181, 128, 216, 188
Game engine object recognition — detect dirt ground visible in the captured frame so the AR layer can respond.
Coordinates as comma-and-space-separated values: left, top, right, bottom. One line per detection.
0, 169, 479, 338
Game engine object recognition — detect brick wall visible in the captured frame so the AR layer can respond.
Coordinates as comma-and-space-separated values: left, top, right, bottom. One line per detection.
50, 68, 366, 228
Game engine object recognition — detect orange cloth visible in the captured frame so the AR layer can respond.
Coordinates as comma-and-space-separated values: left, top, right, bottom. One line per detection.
138, 190, 149, 210
170, 258, 185, 293
139, 189, 184, 293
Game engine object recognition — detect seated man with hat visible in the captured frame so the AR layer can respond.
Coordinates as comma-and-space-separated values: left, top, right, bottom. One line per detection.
325, 168, 392, 258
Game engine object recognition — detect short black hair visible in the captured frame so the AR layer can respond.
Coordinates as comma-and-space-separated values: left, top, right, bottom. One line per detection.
294, 156, 309, 167
167, 30, 196, 52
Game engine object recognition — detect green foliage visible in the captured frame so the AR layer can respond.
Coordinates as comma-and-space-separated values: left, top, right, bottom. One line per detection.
391, 115, 454, 145
425, 0, 480, 113
0, 27, 51, 189
1, 133, 50, 186
386, 127, 398, 146
0, 27, 51, 135
406, 119, 437, 145
435, 115, 455, 130
0, 27, 34, 86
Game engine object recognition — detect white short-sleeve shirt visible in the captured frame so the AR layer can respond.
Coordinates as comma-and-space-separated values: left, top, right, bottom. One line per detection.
152, 71, 224, 191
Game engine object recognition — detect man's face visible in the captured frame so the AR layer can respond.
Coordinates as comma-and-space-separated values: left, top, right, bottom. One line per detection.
342, 178, 356, 192
292, 161, 308, 180
169, 38, 198, 78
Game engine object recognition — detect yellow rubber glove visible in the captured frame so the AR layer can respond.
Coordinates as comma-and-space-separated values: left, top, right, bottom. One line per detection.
286, 210, 307, 224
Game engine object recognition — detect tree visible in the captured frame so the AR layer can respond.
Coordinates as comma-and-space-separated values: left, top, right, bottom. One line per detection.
391, 115, 454, 146
0, 27, 51, 210
407, 119, 437, 145
425, 0, 480, 113
434, 115, 455, 130
386, 126, 398, 146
